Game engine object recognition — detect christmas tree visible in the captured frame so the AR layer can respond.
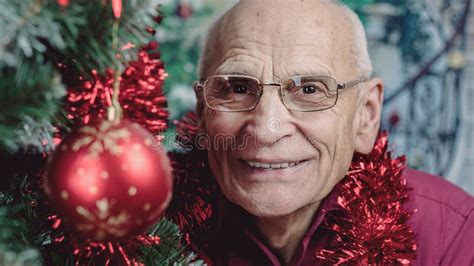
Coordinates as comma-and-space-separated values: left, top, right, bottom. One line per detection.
0, 0, 202, 264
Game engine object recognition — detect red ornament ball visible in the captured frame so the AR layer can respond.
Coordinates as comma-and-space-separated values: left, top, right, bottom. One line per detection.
45, 119, 173, 242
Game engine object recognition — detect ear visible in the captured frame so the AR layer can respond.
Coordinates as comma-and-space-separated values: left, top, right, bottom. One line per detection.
193, 81, 207, 133
354, 77, 384, 154
193, 81, 203, 104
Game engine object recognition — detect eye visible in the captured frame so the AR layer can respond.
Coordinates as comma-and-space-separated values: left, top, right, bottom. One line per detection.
232, 84, 248, 94
302, 85, 317, 94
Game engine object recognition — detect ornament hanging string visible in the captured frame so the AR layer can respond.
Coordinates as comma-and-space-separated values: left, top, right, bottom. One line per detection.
108, 19, 123, 122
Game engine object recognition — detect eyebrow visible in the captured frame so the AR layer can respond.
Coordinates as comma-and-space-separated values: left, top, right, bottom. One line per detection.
285, 67, 333, 77
213, 67, 262, 79
217, 70, 253, 76
213, 64, 334, 80
284, 59, 334, 76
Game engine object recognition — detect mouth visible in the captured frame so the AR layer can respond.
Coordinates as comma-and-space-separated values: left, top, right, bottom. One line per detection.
236, 158, 310, 182
241, 159, 307, 169
234, 157, 312, 183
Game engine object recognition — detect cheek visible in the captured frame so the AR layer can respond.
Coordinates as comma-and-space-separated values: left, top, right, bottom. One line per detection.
298, 107, 354, 149
203, 108, 217, 131
203, 110, 243, 184
296, 107, 356, 198
204, 108, 240, 136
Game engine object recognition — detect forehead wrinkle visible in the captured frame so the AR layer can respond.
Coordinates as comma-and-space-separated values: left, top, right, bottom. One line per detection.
277, 32, 329, 47
219, 18, 330, 50
220, 35, 273, 56
217, 36, 274, 80
215, 58, 265, 78
220, 28, 330, 48
215, 45, 268, 74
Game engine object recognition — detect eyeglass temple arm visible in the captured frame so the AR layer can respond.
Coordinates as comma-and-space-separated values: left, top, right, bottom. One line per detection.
337, 78, 368, 90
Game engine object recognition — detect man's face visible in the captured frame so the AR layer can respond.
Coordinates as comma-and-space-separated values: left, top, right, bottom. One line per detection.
200, 2, 364, 217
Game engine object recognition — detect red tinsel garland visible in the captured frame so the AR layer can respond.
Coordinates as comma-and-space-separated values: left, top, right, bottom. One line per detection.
47, 214, 160, 266
314, 132, 417, 264
169, 113, 417, 265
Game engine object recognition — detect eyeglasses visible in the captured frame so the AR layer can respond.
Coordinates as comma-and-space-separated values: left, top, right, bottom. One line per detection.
194, 75, 367, 112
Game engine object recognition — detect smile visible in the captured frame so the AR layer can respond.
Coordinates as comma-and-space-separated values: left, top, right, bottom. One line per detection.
243, 160, 305, 169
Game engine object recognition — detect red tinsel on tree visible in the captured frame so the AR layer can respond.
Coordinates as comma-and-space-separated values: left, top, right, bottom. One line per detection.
46, 214, 161, 266
169, 112, 215, 232
64, 47, 168, 138
165, 112, 218, 261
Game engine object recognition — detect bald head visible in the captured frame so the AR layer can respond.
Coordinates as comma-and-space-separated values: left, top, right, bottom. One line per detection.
198, 0, 372, 80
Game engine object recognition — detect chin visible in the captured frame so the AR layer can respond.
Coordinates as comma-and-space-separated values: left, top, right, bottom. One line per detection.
226, 191, 312, 218
243, 204, 297, 218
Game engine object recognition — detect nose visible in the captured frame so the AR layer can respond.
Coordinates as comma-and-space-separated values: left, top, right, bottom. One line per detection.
243, 85, 295, 146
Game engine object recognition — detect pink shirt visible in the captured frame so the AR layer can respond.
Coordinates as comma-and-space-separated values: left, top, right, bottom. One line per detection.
207, 168, 474, 265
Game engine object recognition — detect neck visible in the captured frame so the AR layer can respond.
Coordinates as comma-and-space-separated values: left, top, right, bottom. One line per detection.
255, 201, 321, 266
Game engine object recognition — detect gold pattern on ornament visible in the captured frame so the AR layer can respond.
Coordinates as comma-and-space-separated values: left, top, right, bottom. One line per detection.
76, 198, 130, 240
143, 203, 151, 212
77, 168, 85, 176
76, 205, 92, 218
100, 171, 109, 180
133, 144, 142, 151
96, 198, 110, 219
128, 186, 137, 196
61, 190, 69, 200
89, 186, 98, 195
71, 120, 131, 159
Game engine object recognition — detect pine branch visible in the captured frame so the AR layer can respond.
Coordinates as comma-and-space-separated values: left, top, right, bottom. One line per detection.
49, 0, 162, 77
0, 0, 162, 153
0, 62, 65, 153
140, 218, 204, 265
1, 1, 60, 68
0, 176, 46, 265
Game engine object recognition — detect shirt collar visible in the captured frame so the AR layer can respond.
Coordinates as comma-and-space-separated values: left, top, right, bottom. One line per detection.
305, 184, 343, 238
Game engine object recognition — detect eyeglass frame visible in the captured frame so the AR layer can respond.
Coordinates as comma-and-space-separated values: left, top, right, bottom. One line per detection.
194, 74, 368, 112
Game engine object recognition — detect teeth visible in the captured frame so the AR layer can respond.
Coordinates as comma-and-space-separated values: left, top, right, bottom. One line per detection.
245, 160, 303, 169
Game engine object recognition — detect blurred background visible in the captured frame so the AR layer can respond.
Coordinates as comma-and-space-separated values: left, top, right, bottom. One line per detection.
157, 0, 473, 195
